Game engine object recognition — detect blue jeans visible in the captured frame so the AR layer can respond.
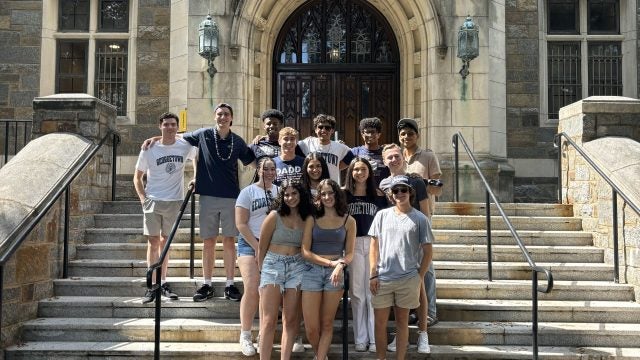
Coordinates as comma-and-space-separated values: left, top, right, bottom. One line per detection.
425, 261, 436, 318
237, 235, 256, 257
301, 262, 343, 291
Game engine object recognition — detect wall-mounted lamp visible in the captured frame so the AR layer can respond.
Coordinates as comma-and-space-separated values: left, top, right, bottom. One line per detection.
457, 16, 479, 80
198, 14, 219, 78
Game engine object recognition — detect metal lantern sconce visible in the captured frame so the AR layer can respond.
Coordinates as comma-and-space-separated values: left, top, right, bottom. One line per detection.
457, 16, 479, 79
198, 14, 219, 78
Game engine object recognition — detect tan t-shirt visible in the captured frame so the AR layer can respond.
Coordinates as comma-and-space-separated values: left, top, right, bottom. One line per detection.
405, 147, 441, 217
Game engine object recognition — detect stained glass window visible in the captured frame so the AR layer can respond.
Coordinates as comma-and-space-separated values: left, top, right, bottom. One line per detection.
276, 0, 395, 64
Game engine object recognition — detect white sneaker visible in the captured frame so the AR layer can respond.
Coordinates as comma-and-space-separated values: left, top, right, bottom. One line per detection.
355, 343, 367, 352
417, 330, 431, 354
368, 343, 377, 353
387, 336, 396, 352
239, 334, 256, 356
292, 335, 305, 352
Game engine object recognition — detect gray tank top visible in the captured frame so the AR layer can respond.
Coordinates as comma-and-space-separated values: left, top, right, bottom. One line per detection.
270, 214, 303, 247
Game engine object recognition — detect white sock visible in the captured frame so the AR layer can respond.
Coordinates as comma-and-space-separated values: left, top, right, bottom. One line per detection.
203, 279, 212, 286
161, 280, 167, 285
240, 330, 251, 340
226, 279, 235, 287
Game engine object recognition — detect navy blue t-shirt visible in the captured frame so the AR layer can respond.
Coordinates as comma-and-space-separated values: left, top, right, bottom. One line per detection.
346, 192, 389, 237
274, 155, 304, 185
183, 128, 253, 198
351, 146, 390, 187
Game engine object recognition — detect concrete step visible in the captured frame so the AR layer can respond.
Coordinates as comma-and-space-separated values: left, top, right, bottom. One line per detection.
20, 318, 640, 347
8, 342, 640, 359
437, 279, 634, 301
66, 259, 612, 280
83, 228, 594, 246
76, 243, 603, 263
93, 213, 583, 231
67, 259, 240, 277
101, 201, 575, 217
38, 296, 640, 324
437, 299, 640, 323
430, 215, 583, 231
53, 278, 635, 301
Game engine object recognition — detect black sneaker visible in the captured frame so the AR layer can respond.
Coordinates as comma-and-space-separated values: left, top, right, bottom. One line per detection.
193, 284, 214, 302
142, 289, 155, 304
161, 283, 179, 300
408, 310, 419, 325
224, 284, 242, 301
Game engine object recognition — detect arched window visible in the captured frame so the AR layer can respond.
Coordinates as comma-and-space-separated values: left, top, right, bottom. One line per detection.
276, 0, 396, 64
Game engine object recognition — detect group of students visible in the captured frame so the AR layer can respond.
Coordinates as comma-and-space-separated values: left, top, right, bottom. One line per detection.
134, 104, 442, 360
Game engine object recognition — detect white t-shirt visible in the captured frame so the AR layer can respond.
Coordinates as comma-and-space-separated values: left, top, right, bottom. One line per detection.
135, 139, 196, 201
298, 136, 353, 185
235, 183, 279, 237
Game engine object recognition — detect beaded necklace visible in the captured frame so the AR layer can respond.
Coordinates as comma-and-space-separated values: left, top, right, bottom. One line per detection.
213, 128, 234, 161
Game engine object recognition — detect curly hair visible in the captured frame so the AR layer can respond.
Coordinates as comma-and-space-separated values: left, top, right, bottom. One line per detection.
270, 180, 313, 220
315, 179, 348, 217
312, 114, 336, 129
343, 157, 378, 201
358, 117, 382, 133
261, 109, 284, 123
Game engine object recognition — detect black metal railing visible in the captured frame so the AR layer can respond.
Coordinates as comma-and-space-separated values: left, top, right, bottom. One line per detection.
1, 119, 32, 168
342, 266, 349, 360
0, 130, 120, 344
452, 131, 554, 360
146, 184, 195, 360
554, 132, 640, 283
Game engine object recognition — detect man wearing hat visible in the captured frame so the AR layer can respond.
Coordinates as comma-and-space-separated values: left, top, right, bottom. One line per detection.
398, 117, 441, 329
368, 175, 434, 358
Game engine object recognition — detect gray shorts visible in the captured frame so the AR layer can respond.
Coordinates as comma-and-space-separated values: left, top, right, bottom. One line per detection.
142, 199, 182, 237
199, 195, 238, 238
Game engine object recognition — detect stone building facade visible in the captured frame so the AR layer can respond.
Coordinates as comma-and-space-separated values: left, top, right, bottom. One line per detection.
1, 0, 639, 201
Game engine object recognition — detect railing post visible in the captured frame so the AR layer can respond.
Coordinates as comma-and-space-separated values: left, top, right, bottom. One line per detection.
63, 185, 70, 279
342, 266, 349, 360
486, 190, 492, 282
0, 264, 4, 343
532, 270, 539, 360
190, 192, 196, 279
453, 134, 459, 202
154, 269, 162, 360
111, 133, 118, 201
612, 190, 619, 283
3, 122, 8, 165
556, 135, 562, 204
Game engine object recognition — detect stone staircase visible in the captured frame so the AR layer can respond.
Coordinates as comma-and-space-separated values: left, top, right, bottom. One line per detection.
5, 201, 640, 359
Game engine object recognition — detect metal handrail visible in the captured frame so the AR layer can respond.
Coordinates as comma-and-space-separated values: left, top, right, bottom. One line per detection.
146, 183, 195, 360
554, 132, 640, 283
342, 266, 349, 360
0, 130, 119, 346
452, 131, 553, 360
1, 119, 32, 167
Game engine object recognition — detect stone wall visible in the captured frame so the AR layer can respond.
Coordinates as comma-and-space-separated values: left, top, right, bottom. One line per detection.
0, 95, 117, 350
0, 0, 41, 120
118, 0, 172, 157
559, 97, 640, 302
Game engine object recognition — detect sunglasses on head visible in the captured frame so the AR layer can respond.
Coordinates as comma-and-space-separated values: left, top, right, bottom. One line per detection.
391, 187, 409, 194
317, 125, 333, 131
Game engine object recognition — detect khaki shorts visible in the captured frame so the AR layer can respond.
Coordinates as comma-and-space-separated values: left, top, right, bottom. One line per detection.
142, 199, 182, 236
371, 274, 421, 309
199, 195, 238, 238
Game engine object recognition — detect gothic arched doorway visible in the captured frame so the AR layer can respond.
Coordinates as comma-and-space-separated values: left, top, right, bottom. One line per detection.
273, 0, 400, 147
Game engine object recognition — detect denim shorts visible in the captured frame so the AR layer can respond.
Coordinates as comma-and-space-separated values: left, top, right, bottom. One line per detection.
301, 262, 344, 292
259, 252, 305, 292
237, 235, 256, 257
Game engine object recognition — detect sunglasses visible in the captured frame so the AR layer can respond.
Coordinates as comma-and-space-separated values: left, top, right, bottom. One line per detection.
317, 125, 333, 131
391, 187, 409, 194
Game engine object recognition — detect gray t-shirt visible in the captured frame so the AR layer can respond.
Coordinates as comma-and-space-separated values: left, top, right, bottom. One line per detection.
368, 207, 434, 281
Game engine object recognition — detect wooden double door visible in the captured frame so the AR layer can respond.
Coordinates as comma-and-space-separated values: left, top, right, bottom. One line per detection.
275, 70, 399, 148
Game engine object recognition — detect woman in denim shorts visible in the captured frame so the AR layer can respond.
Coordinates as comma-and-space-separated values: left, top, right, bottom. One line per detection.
301, 179, 356, 360
258, 180, 313, 359
235, 158, 278, 356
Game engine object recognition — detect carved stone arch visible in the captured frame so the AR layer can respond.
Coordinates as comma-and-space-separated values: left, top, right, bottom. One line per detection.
232, 0, 443, 135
